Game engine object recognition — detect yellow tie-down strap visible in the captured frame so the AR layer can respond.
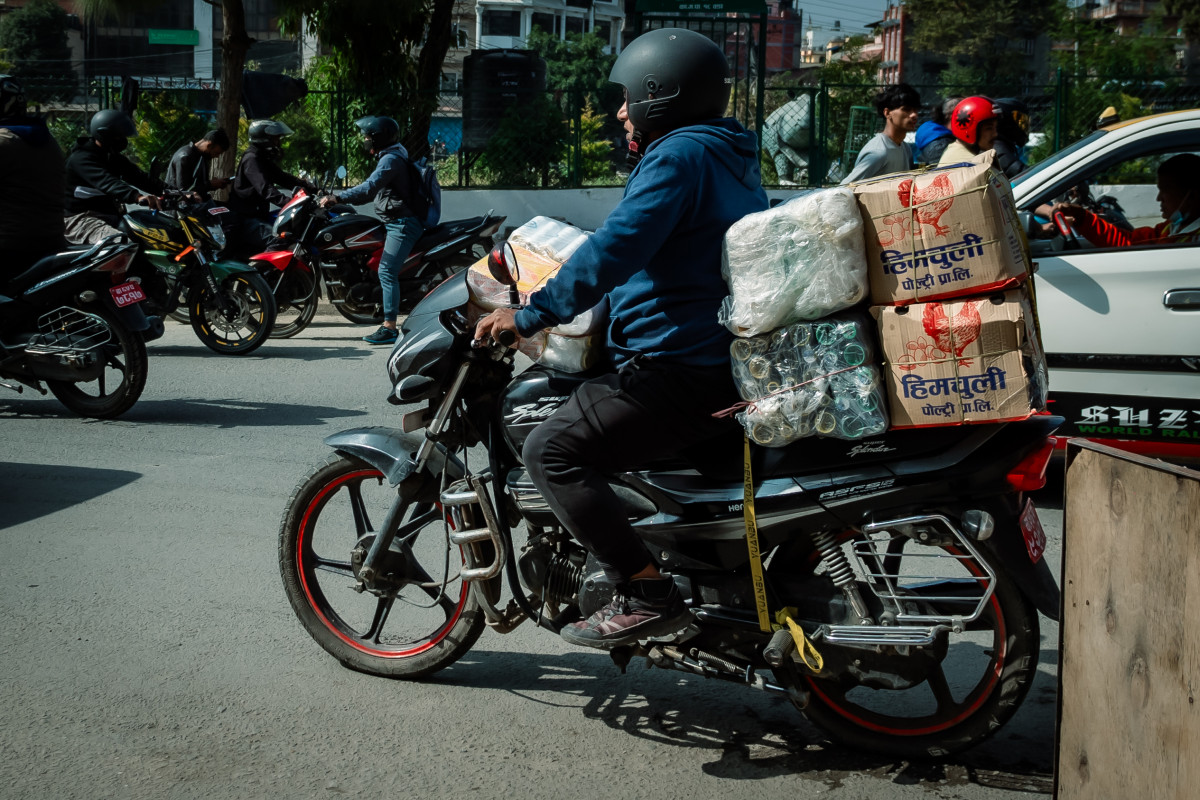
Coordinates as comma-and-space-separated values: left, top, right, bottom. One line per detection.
742, 436, 824, 673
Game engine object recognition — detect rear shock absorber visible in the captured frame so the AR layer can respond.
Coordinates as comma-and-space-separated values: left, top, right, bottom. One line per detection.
810, 530, 874, 625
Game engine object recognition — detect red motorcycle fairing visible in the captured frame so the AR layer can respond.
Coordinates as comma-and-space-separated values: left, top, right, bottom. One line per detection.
251, 250, 299, 272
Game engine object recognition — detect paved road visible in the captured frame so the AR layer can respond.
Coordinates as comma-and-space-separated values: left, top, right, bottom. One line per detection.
1, 309, 1061, 799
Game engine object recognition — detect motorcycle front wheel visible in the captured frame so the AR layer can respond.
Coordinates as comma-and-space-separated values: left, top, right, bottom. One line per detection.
279, 454, 485, 678
772, 530, 1040, 759
265, 266, 319, 339
188, 272, 277, 355
46, 307, 148, 419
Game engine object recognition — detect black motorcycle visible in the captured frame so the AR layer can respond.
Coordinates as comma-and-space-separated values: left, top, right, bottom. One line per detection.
279, 243, 1061, 759
252, 180, 504, 334
1, 236, 162, 418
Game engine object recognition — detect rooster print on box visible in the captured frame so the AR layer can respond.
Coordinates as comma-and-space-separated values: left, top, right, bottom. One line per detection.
871, 290, 1048, 427
851, 152, 1031, 305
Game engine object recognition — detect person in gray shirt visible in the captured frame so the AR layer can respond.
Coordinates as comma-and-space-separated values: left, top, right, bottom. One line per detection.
840, 83, 920, 185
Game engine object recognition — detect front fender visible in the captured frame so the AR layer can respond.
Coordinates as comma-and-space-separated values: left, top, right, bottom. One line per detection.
323, 426, 464, 488
208, 258, 258, 281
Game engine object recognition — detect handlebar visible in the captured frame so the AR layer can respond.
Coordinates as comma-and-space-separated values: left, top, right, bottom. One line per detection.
495, 329, 517, 348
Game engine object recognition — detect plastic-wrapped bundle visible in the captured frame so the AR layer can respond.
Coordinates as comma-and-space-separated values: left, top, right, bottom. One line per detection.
508, 216, 591, 263
720, 188, 868, 337
731, 315, 889, 446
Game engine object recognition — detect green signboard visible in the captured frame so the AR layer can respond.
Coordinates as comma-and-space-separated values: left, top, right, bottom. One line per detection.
148, 29, 200, 46
636, 0, 766, 12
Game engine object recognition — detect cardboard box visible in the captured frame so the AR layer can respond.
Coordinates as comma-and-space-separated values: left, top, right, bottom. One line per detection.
852, 152, 1031, 305
871, 290, 1047, 428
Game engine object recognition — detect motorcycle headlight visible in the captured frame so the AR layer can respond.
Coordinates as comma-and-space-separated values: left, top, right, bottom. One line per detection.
208, 225, 227, 249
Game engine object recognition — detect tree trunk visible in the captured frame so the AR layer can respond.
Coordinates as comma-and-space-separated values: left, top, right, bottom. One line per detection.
213, 0, 253, 185
404, 0, 456, 158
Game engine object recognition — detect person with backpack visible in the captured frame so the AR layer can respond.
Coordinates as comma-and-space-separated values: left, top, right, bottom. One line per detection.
320, 115, 432, 345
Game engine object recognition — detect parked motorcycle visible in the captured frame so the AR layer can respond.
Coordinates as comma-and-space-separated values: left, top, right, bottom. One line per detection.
279, 243, 1061, 758
251, 177, 505, 336
1, 236, 161, 418
122, 196, 277, 355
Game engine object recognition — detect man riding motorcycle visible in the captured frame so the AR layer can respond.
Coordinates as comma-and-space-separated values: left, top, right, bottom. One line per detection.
475, 27, 770, 649
227, 119, 313, 255
63, 109, 165, 246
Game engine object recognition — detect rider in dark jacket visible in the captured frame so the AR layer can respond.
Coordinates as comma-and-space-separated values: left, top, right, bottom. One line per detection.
165, 128, 230, 195
0, 74, 65, 272
63, 110, 164, 245
226, 119, 312, 253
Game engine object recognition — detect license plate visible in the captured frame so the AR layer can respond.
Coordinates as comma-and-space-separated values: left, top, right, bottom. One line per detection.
1019, 499, 1046, 564
110, 281, 146, 308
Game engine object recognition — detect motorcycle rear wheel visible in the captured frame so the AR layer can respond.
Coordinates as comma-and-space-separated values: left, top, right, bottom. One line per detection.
266, 266, 319, 339
188, 272, 277, 355
279, 454, 485, 678
772, 531, 1040, 759
335, 299, 382, 326
46, 307, 148, 419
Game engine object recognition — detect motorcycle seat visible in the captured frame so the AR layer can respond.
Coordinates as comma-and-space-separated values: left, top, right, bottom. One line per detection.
418, 216, 487, 248
5, 250, 88, 296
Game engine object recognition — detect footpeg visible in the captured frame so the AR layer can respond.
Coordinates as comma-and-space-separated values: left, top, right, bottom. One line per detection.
763, 628, 795, 668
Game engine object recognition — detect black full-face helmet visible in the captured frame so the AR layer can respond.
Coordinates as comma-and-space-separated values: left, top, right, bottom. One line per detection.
89, 109, 137, 152
354, 115, 399, 155
993, 97, 1030, 147
610, 28, 731, 136
0, 74, 26, 120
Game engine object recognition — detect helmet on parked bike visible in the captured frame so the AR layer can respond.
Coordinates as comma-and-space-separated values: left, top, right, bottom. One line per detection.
354, 116, 399, 155
248, 119, 295, 155
949, 96, 998, 147
993, 97, 1030, 147
609, 28, 731, 136
88, 109, 137, 153
0, 74, 26, 120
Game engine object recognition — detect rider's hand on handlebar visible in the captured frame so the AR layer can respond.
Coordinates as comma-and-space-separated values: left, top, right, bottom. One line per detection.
319, 195, 339, 208
138, 194, 163, 211
474, 308, 521, 349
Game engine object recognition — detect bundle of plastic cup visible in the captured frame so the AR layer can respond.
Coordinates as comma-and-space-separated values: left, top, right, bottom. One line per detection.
730, 314, 889, 446
508, 216, 591, 264
719, 187, 868, 337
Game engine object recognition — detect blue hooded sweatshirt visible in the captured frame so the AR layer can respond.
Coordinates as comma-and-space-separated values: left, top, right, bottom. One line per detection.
514, 118, 768, 368
914, 121, 951, 153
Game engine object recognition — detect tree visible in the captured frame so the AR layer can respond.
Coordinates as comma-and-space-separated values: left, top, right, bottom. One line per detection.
278, 0, 458, 158
1163, 0, 1200, 44
79, 0, 251, 181
904, 0, 1064, 85
0, 0, 74, 86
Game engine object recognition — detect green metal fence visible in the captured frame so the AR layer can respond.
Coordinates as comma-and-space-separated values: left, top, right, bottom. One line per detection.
20, 71, 1200, 192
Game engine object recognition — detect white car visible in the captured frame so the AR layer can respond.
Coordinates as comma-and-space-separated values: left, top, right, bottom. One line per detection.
1010, 109, 1200, 459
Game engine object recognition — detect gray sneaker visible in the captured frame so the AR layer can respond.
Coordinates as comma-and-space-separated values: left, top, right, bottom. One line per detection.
561, 578, 691, 650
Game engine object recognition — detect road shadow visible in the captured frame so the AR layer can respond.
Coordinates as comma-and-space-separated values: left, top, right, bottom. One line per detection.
424, 646, 1056, 792
0, 462, 142, 529
121, 397, 370, 428
147, 343, 372, 361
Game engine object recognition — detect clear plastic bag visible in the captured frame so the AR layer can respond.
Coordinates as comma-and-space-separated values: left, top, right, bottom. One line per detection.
731, 315, 889, 446
720, 187, 868, 337
508, 216, 591, 264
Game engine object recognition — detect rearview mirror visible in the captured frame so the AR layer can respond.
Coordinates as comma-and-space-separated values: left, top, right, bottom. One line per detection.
336, 165, 347, 180
487, 242, 521, 307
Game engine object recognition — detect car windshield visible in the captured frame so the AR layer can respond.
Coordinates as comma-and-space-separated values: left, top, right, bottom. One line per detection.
1012, 129, 1109, 189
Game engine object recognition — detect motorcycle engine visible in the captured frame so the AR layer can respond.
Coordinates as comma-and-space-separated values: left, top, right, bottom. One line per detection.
517, 532, 588, 608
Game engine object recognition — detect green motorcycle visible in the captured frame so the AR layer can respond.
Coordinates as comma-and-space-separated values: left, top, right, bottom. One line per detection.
122, 198, 277, 356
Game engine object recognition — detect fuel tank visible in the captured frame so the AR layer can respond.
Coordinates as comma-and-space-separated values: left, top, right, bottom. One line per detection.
315, 214, 384, 254
499, 365, 593, 459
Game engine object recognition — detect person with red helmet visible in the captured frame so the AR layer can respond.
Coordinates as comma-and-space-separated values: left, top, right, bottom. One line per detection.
938, 96, 999, 167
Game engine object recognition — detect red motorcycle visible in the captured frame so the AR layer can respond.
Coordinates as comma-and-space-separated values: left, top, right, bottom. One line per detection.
250, 184, 505, 337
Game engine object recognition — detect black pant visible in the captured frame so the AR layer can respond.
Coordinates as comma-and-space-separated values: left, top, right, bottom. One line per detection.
522, 357, 740, 583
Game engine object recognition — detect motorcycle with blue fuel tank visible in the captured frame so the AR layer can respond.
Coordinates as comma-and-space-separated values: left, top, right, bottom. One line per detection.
278, 242, 1062, 759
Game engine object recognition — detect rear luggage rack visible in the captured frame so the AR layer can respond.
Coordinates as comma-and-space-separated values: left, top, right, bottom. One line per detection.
26, 307, 110, 356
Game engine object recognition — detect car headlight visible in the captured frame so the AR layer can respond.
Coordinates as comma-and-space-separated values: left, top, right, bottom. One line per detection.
208, 225, 227, 249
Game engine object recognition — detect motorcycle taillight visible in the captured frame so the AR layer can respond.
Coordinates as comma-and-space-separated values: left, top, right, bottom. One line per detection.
95, 249, 134, 274
1007, 437, 1057, 492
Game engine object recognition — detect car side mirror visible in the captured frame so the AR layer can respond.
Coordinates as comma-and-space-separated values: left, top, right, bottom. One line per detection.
487, 242, 521, 307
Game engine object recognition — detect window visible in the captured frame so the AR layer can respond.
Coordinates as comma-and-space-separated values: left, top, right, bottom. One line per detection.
565, 16, 585, 35
532, 13, 556, 35
482, 10, 521, 37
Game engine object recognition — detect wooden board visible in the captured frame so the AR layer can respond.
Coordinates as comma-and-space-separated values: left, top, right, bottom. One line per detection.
1057, 442, 1200, 799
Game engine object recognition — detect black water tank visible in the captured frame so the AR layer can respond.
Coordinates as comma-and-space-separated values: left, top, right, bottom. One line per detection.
461, 49, 547, 151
